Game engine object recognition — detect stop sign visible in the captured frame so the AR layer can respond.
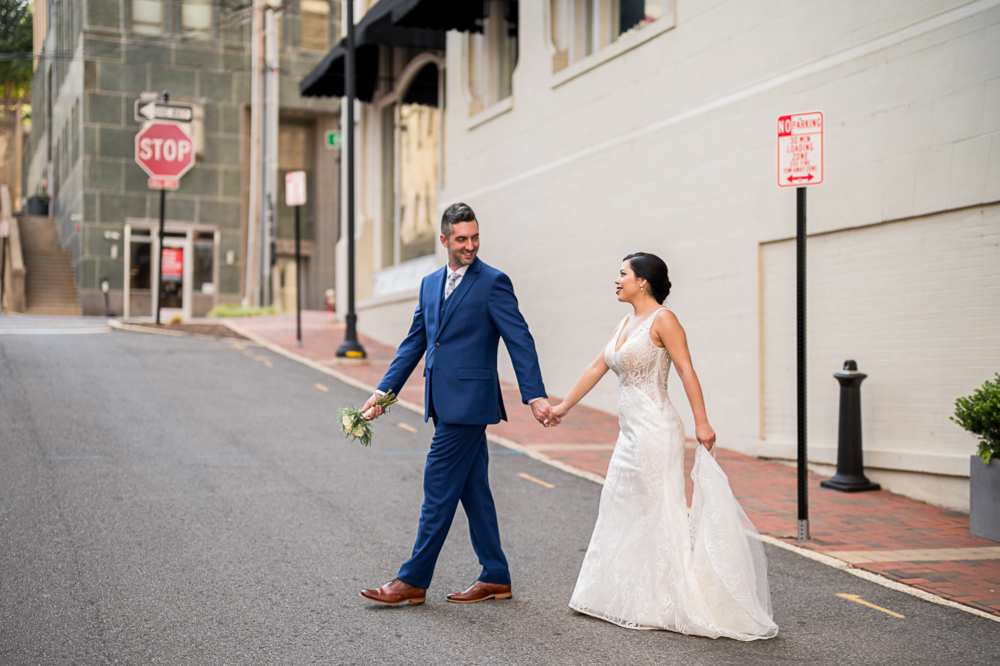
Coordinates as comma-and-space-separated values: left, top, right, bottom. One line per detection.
135, 122, 194, 189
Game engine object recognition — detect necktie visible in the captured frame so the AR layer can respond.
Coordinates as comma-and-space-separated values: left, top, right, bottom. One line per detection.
445, 271, 461, 300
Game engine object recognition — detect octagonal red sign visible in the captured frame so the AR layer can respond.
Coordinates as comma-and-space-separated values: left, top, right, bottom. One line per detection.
135, 122, 194, 189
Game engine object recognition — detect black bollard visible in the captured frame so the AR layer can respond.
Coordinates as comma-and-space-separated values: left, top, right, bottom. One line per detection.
820, 360, 881, 492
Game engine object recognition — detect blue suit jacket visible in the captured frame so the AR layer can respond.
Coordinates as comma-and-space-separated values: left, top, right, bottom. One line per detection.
377, 257, 546, 425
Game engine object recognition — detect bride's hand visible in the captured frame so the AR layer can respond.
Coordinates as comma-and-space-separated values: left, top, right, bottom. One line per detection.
549, 402, 570, 424
696, 423, 716, 451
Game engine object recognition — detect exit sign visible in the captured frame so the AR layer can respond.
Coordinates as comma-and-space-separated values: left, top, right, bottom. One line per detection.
324, 130, 342, 149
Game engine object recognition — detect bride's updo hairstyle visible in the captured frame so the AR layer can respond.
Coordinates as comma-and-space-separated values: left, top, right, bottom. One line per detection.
623, 252, 671, 304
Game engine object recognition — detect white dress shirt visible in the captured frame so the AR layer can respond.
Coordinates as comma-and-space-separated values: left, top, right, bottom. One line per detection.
444, 264, 471, 298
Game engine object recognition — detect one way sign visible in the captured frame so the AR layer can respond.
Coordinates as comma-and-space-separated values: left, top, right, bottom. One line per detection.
134, 100, 194, 123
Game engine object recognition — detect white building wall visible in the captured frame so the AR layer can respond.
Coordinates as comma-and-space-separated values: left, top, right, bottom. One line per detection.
350, 0, 1000, 509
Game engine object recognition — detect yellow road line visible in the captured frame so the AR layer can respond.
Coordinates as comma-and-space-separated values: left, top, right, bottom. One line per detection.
255, 356, 272, 367
397, 423, 417, 433
230, 342, 247, 350
518, 472, 555, 489
315, 383, 330, 392
836, 593, 905, 618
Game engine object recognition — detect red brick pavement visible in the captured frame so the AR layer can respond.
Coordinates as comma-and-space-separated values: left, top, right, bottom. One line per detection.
228, 311, 1000, 617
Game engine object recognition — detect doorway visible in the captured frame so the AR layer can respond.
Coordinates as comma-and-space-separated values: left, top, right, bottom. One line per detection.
123, 222, 218, 320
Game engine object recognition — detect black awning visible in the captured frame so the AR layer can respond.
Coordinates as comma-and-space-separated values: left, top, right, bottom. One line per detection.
300, 0, 524, 100
299, 42, 381, 101
299, 0, 446, 100
390, 0, 487, 33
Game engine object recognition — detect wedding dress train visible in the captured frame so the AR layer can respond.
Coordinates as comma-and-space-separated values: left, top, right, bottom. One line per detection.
569, 310, 778, 641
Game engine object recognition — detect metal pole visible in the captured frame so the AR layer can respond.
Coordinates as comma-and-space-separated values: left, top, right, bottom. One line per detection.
796, 186, 808, 540
1, 236, 7, 311
245, 0, 263, 308
295, 204, 302, 347
263, 6, 278, 307
336, 0, 366, 359
156, 188, 166, 325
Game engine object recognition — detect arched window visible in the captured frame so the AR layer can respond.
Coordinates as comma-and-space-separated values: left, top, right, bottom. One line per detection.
380, 61, 441, 270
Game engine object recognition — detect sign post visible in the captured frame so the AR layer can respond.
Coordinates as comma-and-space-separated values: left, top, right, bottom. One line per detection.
135, 92, 195, 324
285, 170, 307, 347
778, 111, 824, 541
0, 218, 8, 312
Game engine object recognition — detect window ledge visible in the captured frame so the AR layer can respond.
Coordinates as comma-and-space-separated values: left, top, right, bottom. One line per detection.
467, 97, 513, 130
551, 12, 676, 90
372, 254, 439, 298
358, 289, 419, 310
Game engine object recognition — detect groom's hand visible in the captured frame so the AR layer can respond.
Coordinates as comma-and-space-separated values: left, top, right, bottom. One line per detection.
362, 393, 383, 421
531, 399, 559, 427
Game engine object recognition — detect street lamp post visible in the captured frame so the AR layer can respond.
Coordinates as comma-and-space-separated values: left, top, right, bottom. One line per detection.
336, 0, 366, 359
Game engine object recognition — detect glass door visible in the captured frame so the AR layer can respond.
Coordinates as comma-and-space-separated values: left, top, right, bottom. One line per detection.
159, 235, 189, 320
124, 227, 153, 318
149, 232, 192, 321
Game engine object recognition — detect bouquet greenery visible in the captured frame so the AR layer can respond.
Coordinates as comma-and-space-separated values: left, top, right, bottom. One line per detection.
952, 374, 1000, 464
339, 390, 399, 447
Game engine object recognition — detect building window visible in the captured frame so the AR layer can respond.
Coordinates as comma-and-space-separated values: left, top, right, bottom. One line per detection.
467, 0, 517, 116
300, 0, 331, 52
131, 0, 164, 36
182, 0, 213, 39
398, 102, 439, 262
550, 0, 663, 71
381, 62, 440, 269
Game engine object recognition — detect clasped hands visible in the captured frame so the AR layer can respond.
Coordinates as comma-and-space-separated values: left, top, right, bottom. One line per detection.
533, 399, 573, 428
361, 394, 565, 428
361, 393, 567, 429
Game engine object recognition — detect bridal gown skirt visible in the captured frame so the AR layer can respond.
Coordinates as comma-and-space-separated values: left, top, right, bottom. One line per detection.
569, 427, 777, 640
569, 310, 777, 641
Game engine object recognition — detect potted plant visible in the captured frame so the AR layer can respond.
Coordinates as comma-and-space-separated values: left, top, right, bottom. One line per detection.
952, 373, 1000, 541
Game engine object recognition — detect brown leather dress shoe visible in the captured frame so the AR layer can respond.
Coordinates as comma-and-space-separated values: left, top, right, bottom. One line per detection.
359, 578, 426, 606
446, 581, 513, 603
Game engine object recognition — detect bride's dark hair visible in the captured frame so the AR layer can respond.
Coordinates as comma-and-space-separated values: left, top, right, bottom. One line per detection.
623, 252, 671, 304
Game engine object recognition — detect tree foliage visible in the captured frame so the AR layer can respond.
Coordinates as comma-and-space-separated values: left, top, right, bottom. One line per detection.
953, 374, 1000, 464
0, 0, 33, 104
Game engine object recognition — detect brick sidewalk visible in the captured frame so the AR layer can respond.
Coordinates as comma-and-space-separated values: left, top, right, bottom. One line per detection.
228, 311, 1000, 618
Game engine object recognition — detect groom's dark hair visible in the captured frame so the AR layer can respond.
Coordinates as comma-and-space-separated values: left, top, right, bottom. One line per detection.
441, 203, 477, 239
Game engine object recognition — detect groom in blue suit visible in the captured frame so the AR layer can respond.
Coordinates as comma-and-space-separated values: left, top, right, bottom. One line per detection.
360, 203, 554, 606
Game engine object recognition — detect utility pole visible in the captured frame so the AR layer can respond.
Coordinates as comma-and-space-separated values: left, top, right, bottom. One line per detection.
336, 0, 366, 359
244, 0, 264, 308
262, 4, 279, 306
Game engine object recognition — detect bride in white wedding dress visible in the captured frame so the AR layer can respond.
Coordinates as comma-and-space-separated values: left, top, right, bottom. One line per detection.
549, 253, 777, 641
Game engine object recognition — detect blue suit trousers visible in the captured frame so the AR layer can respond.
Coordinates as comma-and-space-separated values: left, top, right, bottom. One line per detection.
397, 421, 510, 589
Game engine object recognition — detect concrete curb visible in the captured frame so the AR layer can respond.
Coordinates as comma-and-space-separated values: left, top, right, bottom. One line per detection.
759, 536, 1000, 623
222, 319, 999, 624
108, 319, 258, 344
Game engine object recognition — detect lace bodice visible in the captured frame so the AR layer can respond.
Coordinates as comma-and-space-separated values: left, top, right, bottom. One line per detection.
605, 309, 672, 409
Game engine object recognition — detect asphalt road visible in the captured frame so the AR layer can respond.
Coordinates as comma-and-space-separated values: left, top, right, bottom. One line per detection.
2, 319, 998, 665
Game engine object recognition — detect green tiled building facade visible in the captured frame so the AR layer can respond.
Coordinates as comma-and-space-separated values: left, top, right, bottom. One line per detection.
26, 0, 341, 316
